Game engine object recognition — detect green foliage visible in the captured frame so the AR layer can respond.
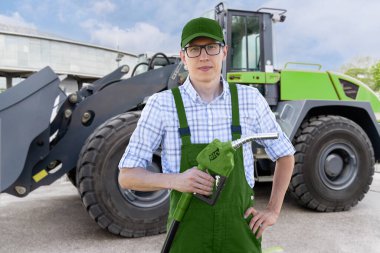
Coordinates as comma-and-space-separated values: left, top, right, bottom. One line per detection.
340, 57, 380, 91
344, 67, 374, 87
371, 62, 380, 91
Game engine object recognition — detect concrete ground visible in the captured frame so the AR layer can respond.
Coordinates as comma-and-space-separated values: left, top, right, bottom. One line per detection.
0, 172, 379, 253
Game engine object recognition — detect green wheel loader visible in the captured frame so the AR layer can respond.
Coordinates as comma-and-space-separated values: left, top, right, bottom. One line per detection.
0, 2, 378, 237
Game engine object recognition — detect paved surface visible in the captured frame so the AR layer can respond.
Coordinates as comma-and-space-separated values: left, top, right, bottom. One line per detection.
1, 172, 379, 253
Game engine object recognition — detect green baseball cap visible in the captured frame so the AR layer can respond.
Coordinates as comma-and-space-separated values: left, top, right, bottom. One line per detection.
181, 17, 224, 48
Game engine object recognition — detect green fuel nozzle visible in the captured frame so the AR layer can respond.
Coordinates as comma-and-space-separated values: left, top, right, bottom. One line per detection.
191, 139, 235, 205
197, 132, 280, 176
193, 132, 279, 205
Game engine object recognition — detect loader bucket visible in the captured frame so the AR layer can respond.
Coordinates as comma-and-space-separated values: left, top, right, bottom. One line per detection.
0, 67, 61, 192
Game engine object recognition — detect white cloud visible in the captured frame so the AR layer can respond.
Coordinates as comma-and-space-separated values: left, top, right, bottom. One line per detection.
81, 19, 179, 55
0, 12, 36, 29
145, 0, 216, 32
92, 0, 116, 15
264, 0, 380, 70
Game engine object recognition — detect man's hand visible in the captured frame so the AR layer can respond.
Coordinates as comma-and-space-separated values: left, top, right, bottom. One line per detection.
243, 155, 294, 238
171, 167, 215, 195
244, 207, 279, 239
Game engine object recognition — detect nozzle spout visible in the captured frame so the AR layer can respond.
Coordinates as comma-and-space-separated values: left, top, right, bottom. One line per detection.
231, 132, 279, 150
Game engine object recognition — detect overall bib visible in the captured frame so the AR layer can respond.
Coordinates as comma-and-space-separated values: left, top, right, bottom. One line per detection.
167, 83, 261, 253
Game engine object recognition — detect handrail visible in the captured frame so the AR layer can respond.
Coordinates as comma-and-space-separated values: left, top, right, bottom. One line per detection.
284, 62, 322, 70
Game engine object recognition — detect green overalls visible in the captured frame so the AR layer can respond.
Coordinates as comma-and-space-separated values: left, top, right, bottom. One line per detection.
167, 83, 262, 253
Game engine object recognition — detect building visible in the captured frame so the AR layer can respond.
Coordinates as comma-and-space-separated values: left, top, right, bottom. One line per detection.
0, 23, 138, 93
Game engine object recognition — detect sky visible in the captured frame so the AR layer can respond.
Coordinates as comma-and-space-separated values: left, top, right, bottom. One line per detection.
0, 0, 379, 71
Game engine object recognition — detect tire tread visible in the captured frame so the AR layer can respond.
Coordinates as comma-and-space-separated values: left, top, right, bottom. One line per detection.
290, 115, 375, 212
76, 112, 167, 237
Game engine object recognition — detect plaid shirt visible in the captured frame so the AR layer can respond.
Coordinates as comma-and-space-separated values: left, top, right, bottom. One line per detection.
119, 76, 295, 187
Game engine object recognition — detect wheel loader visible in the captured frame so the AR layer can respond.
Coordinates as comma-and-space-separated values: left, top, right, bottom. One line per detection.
1, 3, 379, 237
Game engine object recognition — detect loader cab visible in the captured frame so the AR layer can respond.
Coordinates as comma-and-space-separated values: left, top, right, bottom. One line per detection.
225, 10, 274, 74
212, 3, 286, 105
212, 3, 285, 75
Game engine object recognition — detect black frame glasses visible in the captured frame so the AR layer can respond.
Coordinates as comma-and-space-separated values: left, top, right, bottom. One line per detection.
182, 43, 224, 58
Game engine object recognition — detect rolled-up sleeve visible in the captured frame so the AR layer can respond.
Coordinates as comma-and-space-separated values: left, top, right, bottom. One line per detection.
253, 90, 295, 161
118, 93, 164, 169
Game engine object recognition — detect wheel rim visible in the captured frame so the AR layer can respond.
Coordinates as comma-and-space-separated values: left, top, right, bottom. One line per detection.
119, 162, 169, 208
319, 143, 358, 190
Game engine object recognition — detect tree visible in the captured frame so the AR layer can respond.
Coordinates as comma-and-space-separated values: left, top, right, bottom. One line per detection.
340, 56, 376, 72
344, 67, 374, 87
371, 62, 380, 91
340, 56, 379, 91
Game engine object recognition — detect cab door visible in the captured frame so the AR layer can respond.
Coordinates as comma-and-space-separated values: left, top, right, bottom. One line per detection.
224, 10, 274, 75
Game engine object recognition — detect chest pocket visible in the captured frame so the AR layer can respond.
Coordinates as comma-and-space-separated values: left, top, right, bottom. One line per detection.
241, 114, 257, 135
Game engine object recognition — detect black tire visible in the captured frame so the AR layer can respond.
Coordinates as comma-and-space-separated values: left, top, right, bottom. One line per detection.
290, 115, 374, 212
66, 168, 76, 187
76, 112, 169, 237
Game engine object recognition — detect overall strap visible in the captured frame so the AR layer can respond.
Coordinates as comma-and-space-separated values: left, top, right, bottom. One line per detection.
229, 83, 241, 140
171, 87, 191, 145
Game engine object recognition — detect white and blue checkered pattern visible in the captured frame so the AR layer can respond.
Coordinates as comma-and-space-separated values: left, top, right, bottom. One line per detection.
119, 76, 295, 187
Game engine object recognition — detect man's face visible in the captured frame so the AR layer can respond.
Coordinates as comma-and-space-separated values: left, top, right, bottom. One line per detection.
180, 37, 227, 85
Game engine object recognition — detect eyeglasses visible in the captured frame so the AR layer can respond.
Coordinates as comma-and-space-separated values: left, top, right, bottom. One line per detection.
182, 43, 224, 58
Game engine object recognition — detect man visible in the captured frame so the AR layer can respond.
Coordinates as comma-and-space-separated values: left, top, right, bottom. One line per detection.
119, 17, 295, 252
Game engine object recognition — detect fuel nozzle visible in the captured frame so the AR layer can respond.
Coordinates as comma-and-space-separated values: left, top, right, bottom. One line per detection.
194, 132, 279, 205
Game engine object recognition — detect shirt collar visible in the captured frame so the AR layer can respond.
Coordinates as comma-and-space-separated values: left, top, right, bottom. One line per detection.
182, 76, 230, 103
